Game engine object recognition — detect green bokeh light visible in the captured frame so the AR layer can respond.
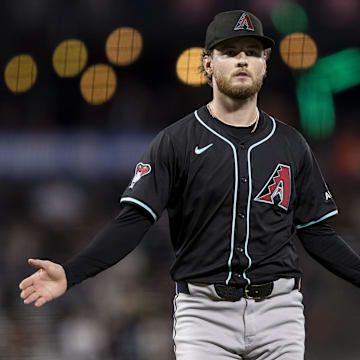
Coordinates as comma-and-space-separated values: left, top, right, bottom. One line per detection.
313, 48, 360, 93
296, 48, 360, 140
297, 75, 335, 139
271, 2, 308, 35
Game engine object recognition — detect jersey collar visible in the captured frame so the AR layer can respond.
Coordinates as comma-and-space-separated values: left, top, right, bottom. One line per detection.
197, 105, 274, 145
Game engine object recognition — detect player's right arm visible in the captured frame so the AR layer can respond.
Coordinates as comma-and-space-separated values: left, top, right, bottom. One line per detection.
19, 204, 153, 307
19, 129, 177, 307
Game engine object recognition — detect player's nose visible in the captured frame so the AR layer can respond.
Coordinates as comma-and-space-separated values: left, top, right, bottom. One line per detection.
236, 52, 248, 65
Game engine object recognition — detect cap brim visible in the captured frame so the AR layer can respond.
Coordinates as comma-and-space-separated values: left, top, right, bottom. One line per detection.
208, 34, 275, 50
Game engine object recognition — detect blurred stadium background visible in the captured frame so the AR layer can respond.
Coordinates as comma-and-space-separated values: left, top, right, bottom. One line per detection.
0, 0, 359, 359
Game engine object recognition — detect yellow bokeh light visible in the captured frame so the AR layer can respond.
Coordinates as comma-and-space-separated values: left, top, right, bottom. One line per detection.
80, 64, 117, 105
176, 47, 207, 86
106, 27, 143, 66
53, 39, 88, 77
5, 54, 37, 93
280, 33, 318, 69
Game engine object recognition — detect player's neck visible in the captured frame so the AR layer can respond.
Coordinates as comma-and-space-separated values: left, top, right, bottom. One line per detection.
208, 94, 259, 128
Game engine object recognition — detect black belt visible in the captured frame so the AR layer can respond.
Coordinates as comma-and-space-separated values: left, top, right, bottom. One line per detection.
176, 278, 300, 302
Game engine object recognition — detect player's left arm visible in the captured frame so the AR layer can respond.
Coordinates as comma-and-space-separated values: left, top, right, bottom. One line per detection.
293, 137, 338, 230
298, 220, 360, 288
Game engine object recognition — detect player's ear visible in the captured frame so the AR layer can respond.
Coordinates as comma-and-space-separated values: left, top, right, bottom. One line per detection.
263, 58, 267, 76
203, 52, 213, 77
263, 48, 271, 74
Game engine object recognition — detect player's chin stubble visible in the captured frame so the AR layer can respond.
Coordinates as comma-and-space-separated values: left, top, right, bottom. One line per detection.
213, 70, 264, 100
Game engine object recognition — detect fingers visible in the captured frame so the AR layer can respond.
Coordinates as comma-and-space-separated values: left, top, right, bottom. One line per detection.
19, 276, 50, 307
19, 274, 35, 290
20, 285, 35, 299
22, 289, 49, 307
28, 258, 49, 270
19, 259, 49, 290
23, 291, 41, 305
34, 297, 48, 307
21, 288, 48, 307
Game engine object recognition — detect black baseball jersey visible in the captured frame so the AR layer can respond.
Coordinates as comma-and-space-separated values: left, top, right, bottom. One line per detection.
120, 105, 338, 286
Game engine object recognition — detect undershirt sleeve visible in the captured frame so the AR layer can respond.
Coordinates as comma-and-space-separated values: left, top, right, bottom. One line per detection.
297, 220, 360, 287
62, 204, 153, 289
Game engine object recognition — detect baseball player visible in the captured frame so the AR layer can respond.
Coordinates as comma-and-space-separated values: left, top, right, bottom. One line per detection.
19, 10, 360, 360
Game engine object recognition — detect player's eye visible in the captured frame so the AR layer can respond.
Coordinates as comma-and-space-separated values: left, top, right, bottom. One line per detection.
246, 49, 261, 57
225, 50, 237, 56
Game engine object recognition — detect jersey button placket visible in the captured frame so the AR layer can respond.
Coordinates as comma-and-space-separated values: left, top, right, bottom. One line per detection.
236, 142, 250, 284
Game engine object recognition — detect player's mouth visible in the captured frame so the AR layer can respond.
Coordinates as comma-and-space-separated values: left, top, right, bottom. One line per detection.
233, 71, 250, 79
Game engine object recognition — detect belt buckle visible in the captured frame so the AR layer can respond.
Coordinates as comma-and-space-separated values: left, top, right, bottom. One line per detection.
214, 284, 242, 301
244, 283, 263, 301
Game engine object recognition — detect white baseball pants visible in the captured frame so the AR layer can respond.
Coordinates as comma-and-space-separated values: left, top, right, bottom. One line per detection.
173, 278, 305, 360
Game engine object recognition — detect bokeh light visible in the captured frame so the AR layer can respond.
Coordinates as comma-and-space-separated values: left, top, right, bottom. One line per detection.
297, 75, 334, 139
297, 48, 360, 139
271, 1, 308, 35
4, 54, 37, 93
80, 64, 117, 105
280, 33, 318, 69
106, 27, 143, 66
176, 47, 207, 86
313, 48, 360, 93
53, 39, 88, 78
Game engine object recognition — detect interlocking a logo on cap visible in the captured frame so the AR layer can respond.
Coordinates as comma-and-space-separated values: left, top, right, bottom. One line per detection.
234, 12, 255, 31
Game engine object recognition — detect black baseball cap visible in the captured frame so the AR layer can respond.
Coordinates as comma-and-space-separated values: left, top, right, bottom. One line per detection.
205, 10, 275, 50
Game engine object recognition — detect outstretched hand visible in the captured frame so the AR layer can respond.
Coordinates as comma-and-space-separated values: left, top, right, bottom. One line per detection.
19, 259, 67, 307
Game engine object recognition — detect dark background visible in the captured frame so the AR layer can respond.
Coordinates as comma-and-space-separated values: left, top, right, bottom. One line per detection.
0, 0, 359, 359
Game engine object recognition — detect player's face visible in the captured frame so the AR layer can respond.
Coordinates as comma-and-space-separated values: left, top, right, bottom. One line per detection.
207, 37, 267, 100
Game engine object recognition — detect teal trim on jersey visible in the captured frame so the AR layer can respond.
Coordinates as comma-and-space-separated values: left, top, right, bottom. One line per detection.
194, 110, 238, 285
120, 197, 158, 222
295, 209, 338, 230
243, 117, 277, 285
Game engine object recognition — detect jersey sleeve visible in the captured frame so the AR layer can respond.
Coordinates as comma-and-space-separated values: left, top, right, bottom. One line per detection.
120, 130, 177, 222
294, 141, 338, 230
